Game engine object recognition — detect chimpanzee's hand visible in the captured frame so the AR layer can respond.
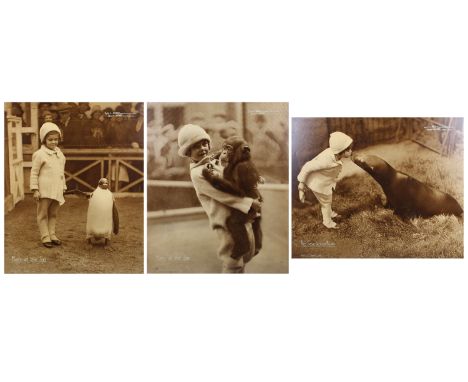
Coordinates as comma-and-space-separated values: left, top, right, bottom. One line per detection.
203, 163, 218, 178
251, 199, 262, 213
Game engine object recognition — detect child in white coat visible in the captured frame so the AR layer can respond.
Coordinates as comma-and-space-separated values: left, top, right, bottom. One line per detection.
178, 124, 261, 273
297, 131, 353, 229
30, 123, 67, 247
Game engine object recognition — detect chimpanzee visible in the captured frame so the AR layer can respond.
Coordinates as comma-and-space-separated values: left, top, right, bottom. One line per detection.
202, 136, 263, 259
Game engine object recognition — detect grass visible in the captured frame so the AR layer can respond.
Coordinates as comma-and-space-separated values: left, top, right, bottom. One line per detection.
292, 143, 463, 258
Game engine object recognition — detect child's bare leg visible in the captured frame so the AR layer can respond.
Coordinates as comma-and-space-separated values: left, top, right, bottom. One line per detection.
37, 198, 52, 243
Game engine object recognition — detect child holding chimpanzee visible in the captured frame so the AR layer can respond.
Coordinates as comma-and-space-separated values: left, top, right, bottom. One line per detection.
178, 124, 262, 273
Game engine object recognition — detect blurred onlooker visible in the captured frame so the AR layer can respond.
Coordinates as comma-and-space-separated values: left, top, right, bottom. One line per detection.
163, 126, 186, 174
38, 102, 53, 126
60, 103, 90, 146
129, 102, 144, 149
107, 106, 130, 189
11, 102, 26, 125
56, 103, 72, 142
38, 102, 52, 114
119, 102, 133, 114
42, 111, 55, 123
78, 102, 91, 115
107, 106, 130, 146
148, 123, 187, 180
219, 120, 240, 139
102, 107, 114, 143
190, 112, 206, 127
88, 106, 106, 146
250, 113, 282, 166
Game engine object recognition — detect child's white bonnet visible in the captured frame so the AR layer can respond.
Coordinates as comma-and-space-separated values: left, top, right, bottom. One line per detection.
329, 131, 353, 154
177, 124, 211, 157
40, 122, 62, 142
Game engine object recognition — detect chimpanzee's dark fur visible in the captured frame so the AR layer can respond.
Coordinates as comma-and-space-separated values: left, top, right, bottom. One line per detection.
202, 136, 263, 259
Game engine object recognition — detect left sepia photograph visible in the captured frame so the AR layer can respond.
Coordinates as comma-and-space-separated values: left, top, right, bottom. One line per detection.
4, 102, 144, 273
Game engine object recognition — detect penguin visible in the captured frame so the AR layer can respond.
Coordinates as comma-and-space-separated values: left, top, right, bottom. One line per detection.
86, 178, 119, 245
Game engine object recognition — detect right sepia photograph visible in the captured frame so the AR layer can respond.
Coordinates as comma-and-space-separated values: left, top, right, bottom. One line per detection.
292, 117, 464, 258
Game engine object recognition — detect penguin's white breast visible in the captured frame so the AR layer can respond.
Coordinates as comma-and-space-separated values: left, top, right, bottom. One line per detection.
86, 188, 114, 236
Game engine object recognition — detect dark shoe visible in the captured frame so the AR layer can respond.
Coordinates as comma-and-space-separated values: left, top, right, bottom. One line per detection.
51, 239, 62, 246
42, 242, 53, 248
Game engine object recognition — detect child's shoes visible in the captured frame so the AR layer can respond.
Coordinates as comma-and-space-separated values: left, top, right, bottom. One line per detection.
331, 211, 341, 219
323, 220, 338, 229
50, 235, 62, 245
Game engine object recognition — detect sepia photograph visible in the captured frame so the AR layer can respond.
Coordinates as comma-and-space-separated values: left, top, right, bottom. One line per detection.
292, 117, 464, 258
147, 102, 289, 273
4, 102, 144, 273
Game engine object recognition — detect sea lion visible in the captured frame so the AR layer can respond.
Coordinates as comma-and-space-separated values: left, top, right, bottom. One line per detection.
353, 154, 463, 218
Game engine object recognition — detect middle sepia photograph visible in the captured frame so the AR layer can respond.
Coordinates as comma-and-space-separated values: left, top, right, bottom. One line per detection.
147, 102, 289, 274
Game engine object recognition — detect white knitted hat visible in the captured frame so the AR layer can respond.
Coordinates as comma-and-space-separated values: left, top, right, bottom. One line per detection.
177, 124, 211, 157
40, 122, 62, 143
329, 131, 353, 154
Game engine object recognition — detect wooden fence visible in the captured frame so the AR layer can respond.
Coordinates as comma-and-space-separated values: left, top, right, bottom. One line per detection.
327, 117, 463, 153
147, 179, 288, 216
63, 148, 144, 194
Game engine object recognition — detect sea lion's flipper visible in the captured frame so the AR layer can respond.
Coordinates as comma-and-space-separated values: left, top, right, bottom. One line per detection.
112, 202, 119, 235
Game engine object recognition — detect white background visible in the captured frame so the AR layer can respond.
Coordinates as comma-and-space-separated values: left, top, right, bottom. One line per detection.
1, 1, 467, 381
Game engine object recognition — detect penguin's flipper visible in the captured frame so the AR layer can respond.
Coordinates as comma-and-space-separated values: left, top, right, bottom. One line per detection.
112, 202, 119, 235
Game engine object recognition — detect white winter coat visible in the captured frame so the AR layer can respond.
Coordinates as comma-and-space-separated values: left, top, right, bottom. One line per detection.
30, 145, 67, 205
297, 148, 343, 195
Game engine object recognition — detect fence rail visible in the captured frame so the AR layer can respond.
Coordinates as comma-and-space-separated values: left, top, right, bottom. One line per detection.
147, 180, 288, 218
62, 148, 144, 193
147, 179, 288, 191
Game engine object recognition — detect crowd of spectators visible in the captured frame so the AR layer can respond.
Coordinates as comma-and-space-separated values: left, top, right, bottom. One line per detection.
35, 102, 144, 148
